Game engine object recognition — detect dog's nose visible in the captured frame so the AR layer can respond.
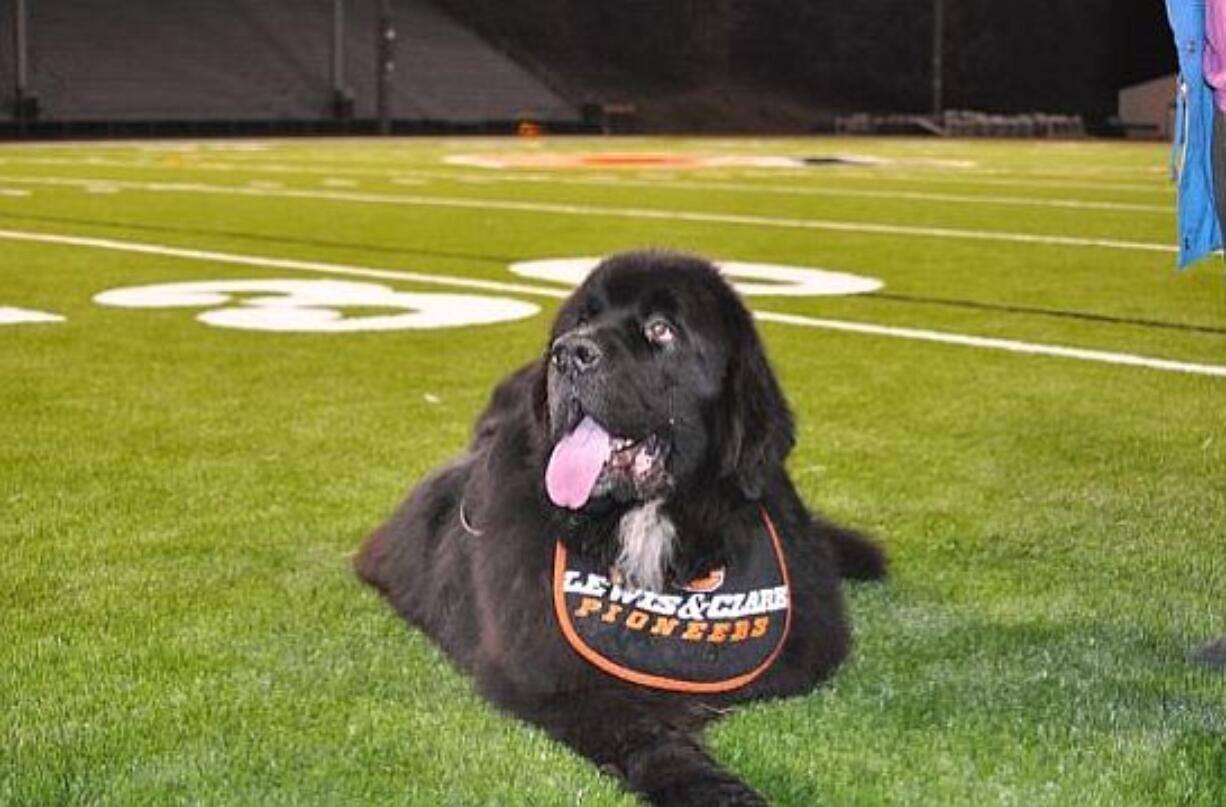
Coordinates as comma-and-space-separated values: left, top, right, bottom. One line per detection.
550, 333, 602, 375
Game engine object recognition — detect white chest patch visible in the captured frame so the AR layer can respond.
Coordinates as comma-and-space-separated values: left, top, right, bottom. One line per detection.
616, 500, 677, 592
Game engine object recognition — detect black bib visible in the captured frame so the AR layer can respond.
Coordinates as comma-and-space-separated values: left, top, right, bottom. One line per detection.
552, 508, 791, 693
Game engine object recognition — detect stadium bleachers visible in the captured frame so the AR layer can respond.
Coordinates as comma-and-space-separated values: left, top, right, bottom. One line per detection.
0, 0, 578, 128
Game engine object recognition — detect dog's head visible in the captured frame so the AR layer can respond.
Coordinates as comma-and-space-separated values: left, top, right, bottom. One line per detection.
541, 250, 794, 515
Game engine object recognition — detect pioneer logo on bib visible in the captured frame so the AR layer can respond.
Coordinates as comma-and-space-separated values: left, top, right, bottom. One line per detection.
552, 508, 792, 693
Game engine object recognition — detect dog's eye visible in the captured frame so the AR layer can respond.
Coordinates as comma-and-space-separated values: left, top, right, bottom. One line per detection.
644, 318, 676, 347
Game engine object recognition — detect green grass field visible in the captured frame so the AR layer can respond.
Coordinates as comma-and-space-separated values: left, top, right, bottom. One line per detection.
2, 136, 1224, 805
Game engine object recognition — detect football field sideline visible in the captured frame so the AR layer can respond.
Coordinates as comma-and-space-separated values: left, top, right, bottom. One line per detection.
0, 174, 1180, 254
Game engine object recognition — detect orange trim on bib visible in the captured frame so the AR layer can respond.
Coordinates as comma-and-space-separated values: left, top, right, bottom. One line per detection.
552, 507, 792, 694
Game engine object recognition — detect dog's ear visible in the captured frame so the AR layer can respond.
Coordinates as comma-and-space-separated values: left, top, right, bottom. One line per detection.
470, 360, 547, 449
716, 322, 795, 499
529, 357, 548, 426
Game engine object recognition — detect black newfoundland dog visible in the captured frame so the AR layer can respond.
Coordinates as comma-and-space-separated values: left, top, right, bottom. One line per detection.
356, 250, 886, 805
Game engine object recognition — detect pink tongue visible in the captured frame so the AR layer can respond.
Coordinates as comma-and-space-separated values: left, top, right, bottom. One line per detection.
546, 416, 613, 509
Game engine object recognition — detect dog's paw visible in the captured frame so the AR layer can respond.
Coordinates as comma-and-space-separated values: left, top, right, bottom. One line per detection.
647, 776, 767, 807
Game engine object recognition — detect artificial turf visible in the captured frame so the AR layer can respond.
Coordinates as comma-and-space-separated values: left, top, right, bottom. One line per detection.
2, 136, 1224, 805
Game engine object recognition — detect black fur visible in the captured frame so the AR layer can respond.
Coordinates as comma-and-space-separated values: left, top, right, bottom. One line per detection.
356, 250, 886, 805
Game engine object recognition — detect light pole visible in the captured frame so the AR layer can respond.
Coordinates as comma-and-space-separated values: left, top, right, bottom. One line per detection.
14, 0, 31, 125
375, 0, 395, 135
330, 0, 353, 119
931, 0, 944, 117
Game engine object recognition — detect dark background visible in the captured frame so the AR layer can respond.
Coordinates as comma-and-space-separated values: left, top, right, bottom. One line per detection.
443, 0, 1177, 120
0, 0, 1181, 135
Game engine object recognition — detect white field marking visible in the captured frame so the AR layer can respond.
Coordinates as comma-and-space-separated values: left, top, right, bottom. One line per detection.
0, 154, 1173, 196
233, 150, 1159, 182
0, 306, 64, 325
0, 175, 1179, 255
0, 140, 275, 152
0, 228, 571, 300
754, 311, 1226, 379
141, 157, 1168, 214
444, 152, 847, 169
95, 279, 539, 332
409, 169, 1172, 214
509, 257, 884, 297
0, 227, 1221, 378
0, 188, 30, 197
254, 161, 1179, 194
687, 163, 1170, 194
854, 172, 1168, 195
946, 164, 1169, 178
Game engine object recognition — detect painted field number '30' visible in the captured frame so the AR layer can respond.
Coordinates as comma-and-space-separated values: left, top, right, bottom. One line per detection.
13, 259, 878, 333
92, 279, 540, 332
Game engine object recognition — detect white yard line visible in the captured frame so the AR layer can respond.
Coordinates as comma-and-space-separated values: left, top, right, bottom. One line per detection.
0, 174, 1178, 255
179, 161, 1165, 214
879, 174, 1168, 194
192, 158, 1192, 213
439, 172, 1171, 213
696, 166, 1169, 194
0, 153, 1173, 196
753, 311, 1226, 379
0, 227, 1220, 378
0, 228, 570, 299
